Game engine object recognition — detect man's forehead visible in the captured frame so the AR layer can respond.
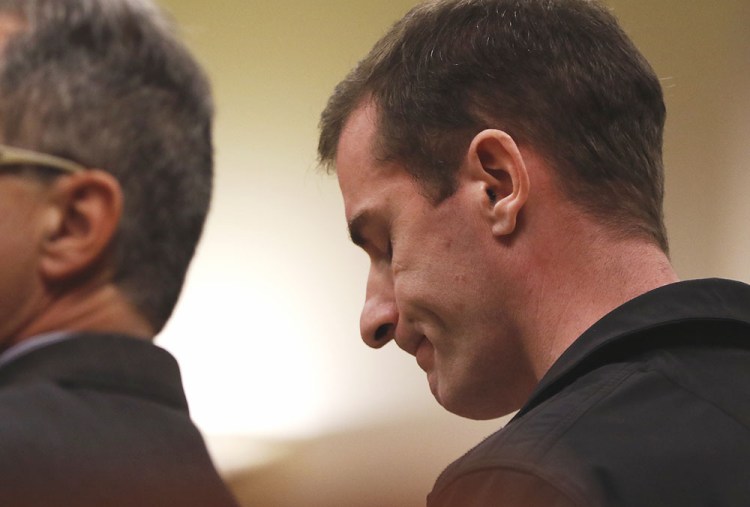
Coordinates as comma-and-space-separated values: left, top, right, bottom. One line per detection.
335, 102, 410, 235
335, 102, 381, 200
335, 102, 380, 168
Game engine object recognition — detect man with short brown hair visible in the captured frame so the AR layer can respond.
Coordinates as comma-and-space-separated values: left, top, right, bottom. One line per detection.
319, 1, 750, 505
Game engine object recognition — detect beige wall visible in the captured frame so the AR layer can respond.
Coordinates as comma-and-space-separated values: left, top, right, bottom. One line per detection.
608, 0, 750, 280
154, 1, 750, 505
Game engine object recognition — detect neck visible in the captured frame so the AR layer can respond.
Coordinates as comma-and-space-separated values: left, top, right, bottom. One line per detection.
10, 283, 155, 349
518, 221, 678, 382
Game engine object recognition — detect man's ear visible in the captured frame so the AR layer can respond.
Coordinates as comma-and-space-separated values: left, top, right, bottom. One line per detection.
40, 170, 123, 283
465, 129, 530, 237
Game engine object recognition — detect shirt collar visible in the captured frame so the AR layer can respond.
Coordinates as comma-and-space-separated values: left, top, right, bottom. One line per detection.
0, 332, 188, 411
515, 278, 750, 419
0, 331, 74, 369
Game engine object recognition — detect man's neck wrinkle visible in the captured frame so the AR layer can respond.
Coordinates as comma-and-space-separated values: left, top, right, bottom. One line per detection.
521, 229, 678, 382
13, 284, 155, 346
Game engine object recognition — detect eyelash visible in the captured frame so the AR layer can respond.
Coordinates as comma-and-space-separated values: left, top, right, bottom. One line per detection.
358, 234, 392, 262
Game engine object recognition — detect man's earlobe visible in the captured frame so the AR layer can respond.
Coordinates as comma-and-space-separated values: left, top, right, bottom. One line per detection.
40, 170, 122, 282
468, 130, 530, 238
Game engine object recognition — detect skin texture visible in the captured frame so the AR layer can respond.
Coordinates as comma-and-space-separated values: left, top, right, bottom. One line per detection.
336, 101, 679, 420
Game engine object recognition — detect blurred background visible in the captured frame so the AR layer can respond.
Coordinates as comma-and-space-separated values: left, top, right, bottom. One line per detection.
153, 1, 749, 505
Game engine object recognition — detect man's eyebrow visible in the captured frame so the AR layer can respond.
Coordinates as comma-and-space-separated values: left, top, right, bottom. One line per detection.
347, 211, 370, 248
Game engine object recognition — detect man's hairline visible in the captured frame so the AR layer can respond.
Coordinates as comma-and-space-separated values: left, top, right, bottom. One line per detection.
322, 95, 462, 208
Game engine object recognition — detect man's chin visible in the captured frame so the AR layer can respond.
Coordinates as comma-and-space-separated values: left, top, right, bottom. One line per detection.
429, 375, 460, 415
427, 370, 440, 402
431, 380, 519, 420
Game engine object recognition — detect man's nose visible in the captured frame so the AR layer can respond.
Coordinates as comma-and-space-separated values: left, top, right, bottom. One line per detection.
359, 266, 398, 348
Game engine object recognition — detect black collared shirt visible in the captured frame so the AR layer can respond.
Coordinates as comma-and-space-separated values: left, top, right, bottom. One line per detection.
428, 279, 750, 507
0, 333, 240, 507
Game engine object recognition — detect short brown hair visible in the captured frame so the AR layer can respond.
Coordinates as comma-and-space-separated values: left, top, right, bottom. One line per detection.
319, 0, 668, 252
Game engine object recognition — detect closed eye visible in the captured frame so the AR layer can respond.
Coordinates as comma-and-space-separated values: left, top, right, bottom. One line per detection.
348, 210, 392, 262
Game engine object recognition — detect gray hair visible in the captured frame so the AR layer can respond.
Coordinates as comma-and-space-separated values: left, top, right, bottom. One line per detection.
0, 0, 214, 331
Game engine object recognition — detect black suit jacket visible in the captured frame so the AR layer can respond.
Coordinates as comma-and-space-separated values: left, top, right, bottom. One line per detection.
0, 333, 239, 507
429, 279, 750, 507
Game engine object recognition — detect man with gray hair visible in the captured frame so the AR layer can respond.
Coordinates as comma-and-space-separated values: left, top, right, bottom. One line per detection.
0, 0, 238, 505
319, 0, 750, 505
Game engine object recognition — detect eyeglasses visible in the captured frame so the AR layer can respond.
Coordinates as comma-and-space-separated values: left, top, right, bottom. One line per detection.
0, 144, 86, 174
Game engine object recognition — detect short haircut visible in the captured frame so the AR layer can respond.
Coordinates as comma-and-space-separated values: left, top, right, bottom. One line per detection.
319, 0, 668, 252
0, 0, 214, 331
